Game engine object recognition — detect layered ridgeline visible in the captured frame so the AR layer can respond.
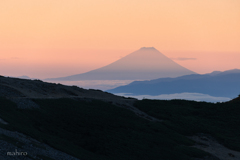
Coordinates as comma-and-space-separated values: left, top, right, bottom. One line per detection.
1, 76, 240, 160
107, 69, 240, 98
46, 47, 195, 81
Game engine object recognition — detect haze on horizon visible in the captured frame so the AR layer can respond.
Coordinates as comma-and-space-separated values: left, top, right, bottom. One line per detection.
0, 0, 240, 79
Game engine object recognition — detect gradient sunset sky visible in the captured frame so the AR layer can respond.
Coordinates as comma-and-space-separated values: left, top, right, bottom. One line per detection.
1, 0, 240, 78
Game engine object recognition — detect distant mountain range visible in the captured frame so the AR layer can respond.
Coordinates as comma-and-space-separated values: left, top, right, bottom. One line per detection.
107, 69, 240, 98
17, 75, 31, 79
46, 47, 195, 81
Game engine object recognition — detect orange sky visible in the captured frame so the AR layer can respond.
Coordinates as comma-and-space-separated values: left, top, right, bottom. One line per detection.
0, 0, 240, 78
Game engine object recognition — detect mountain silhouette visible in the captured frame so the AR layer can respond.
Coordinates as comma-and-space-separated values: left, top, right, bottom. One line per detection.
107, 69, 240, 98
46, 47, 195, 81
1, 75, 240, 160
17, 75, 31, 79
230, 94, 240, 102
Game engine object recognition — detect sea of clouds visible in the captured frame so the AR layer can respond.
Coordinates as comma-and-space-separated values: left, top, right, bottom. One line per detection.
115, 92, 231, 103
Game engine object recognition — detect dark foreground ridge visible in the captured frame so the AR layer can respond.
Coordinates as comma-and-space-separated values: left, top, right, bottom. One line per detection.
0, 75, 240, 160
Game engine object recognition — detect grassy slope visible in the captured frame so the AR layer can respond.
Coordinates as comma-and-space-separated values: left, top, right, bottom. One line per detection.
134, 99, 240, 151
0, 97, 210, 160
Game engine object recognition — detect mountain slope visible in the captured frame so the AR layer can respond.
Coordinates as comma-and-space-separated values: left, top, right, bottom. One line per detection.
0, 75, 130, 101
47, 47, 195, 81
0, 75, 159, 121
230, 94, 240, 103
107, 69, 240, 98
1, 76, 240, 160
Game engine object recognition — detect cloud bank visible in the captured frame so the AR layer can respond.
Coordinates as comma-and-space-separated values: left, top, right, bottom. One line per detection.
115, 92, 231, 103
171, 57, 197, 61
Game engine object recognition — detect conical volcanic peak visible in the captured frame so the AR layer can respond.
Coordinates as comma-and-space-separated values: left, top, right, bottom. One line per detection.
140, 47, 156, 50
114, 47, 180, 71
47, 47, 196, 81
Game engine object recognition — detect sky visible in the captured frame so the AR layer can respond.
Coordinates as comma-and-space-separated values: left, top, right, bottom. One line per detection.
0, 0, 240, 79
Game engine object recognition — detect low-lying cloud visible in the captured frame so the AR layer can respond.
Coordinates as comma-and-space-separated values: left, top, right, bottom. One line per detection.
115, 92, 231, 103
0, 57, 20, 60
46, 80, 134, 91
171, 57, 197, 61
11, 57, 20, 59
